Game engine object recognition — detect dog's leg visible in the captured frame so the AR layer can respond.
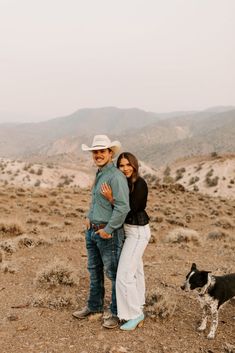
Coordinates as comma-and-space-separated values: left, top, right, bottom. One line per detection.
197, 304, 208, 332
207, 304, 219, 340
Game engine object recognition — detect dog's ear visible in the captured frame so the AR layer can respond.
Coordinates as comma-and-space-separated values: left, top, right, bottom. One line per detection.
191, 263, 197, 271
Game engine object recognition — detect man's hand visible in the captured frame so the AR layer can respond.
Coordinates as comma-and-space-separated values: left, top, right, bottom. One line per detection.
85, 218, 90, 230
96, 229, 112, 239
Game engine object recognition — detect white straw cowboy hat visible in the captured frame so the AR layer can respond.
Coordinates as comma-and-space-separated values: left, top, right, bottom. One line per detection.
81, 135, 121, 158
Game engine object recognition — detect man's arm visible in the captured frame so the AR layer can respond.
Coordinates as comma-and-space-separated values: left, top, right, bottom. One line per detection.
103, 173, 130, 235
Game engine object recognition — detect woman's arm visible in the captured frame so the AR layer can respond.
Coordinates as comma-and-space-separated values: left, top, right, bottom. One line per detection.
101, 183, 114, 204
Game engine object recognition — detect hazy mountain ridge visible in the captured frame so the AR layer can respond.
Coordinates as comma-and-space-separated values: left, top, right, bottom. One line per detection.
122, 109, 235, 166
0, 106, 234, 167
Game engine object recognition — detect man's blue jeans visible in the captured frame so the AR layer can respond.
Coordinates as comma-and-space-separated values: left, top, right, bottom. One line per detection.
85, 227, 125, 315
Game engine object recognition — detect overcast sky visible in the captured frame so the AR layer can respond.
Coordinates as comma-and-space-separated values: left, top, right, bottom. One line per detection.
0, 0, 235, 122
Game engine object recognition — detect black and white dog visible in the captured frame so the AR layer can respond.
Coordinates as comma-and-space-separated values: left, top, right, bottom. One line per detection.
181, 263, 235, 339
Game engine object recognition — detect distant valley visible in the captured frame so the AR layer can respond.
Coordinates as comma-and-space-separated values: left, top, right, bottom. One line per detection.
0, 106, 234, 198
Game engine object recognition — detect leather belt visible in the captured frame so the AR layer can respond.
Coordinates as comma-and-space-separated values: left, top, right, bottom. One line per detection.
91, 223, 107, 231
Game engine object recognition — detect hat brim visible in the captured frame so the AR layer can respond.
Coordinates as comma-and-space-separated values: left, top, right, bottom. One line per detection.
81, 141, 121, 158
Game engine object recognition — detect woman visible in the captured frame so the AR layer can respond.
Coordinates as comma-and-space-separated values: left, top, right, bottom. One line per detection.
101, 152, 151, 330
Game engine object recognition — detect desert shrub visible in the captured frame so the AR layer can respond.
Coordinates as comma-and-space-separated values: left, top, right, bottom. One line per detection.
214, 217, 234, 229
206, 169, 214, 178
48, 200, 58, 206
39, 220, 50, 226
47, 163, 54, 169
35, 261, 78, 288
206, 175, 219, 187
163, 166, 171, 177
146, 174, 160, 184
207, 230, 229, 240
0, 240, 16, 253
189, 176, 200, 185
145, 289, 176, 319
29, 168, 35, 174
23, 163, 32, 171
54, 234, 83, 243
163, 176, 175, 184
64, 220, 73, 226
175, 167, 186, 181
32, 294, 73, 310
193, 185, 199, 192
165, 227, 200, 245
17, 236, 36, 248
34, 180, 41, 187
34, 237, 52, 246
76, 207, 86, 214
211, 151, 219, 158
1, 261, 17, 274
37, 167, 43, 175
26, 218, 38, 224
0, 221, 24, 237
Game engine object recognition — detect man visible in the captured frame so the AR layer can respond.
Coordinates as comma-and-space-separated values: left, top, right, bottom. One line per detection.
73, 135, 130, 328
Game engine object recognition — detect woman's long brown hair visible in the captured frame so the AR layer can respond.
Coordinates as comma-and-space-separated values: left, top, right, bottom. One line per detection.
117, 152, 139, 192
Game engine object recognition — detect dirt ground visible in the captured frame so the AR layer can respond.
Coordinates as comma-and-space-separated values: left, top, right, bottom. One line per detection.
0, 184, 234, 353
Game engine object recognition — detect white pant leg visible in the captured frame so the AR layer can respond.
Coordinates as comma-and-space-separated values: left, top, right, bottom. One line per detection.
116, 224, 151, 320
136, 225, 151, 307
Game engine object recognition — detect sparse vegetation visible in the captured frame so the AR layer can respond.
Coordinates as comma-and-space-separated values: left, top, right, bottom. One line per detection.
164, 227, 200, 245
205, 169, 219, 187
189, 176, 200, 185
32, 294, 73, 310
145, 289, 177, 319
0, 221, 24, 237
35, 262, 78, 288
175, 167, 186, 181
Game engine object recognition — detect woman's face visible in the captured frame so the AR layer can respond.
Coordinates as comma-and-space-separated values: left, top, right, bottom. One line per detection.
118, 157, 134, 178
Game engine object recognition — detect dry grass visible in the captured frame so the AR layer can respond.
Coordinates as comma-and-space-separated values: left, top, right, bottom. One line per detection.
207, 230, 229, 240
164, 227, 200, 245
32, 294, 74, 310
145, 288, 177, 320
214, 217, 234, 229
1, 260, 18, 273
0, 240, 16, 253
35, 261, 79, 288
0, 220, 24, 237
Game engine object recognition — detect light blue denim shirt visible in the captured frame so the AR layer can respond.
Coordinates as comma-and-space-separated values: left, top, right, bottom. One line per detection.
87, 162, 130, 234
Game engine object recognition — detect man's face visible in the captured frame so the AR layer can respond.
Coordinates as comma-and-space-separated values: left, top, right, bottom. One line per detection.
92, 149, 113, 168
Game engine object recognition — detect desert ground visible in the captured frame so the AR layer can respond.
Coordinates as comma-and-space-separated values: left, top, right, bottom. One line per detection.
0, 182, 234, 353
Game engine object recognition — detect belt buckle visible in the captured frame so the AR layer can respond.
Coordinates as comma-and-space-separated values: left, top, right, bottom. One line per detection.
92, 223, 98, 231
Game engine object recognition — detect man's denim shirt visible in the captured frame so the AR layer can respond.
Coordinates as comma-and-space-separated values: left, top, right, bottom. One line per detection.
87, 162, 130, 234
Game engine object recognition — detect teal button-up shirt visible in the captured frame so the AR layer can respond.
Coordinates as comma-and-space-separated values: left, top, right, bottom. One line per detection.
87, 162, 130, 234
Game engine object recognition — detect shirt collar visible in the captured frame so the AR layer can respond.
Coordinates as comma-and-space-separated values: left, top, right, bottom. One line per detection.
97, 162, 114, 174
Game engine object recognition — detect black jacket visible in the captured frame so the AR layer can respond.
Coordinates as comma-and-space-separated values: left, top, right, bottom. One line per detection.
125, 176, 149, 226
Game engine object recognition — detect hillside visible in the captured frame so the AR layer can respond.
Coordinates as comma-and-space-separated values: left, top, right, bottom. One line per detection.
0, 183, 234, 353
0, 153, 234, 200
154, 154, 235, 199
0, 107, 234, 168
122, 110, 235, 167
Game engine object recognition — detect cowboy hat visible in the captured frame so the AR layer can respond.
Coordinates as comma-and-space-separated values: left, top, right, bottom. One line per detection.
81, 135, 121, 157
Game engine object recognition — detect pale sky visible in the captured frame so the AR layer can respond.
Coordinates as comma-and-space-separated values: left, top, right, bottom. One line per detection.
0, 0, 235, 122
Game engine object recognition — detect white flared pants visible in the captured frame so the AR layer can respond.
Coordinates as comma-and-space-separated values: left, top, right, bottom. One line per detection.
116, 223, 151, 320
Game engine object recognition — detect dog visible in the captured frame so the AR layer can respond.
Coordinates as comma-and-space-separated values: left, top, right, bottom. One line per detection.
181, 263, 235, 339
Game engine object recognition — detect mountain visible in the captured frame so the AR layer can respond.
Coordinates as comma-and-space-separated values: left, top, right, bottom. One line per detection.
0, 106, 234, 167
0, 107, 160, 158
121, 109, 235, 166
